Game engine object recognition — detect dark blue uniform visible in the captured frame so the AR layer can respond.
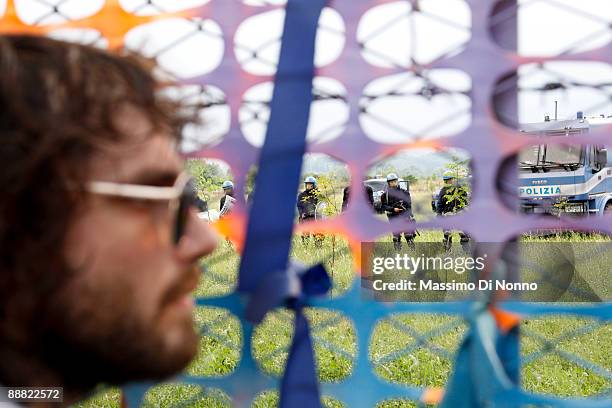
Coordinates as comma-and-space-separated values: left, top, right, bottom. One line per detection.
436, 184, 470, 249
297, 188, 323, 246
297, 188, 319, 220
381, 186, 415, 249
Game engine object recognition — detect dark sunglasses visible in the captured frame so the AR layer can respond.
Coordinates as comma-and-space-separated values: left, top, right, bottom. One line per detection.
86, 172, 198, 245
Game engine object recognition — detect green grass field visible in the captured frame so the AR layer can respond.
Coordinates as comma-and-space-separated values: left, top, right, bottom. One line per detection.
75, 229, 611, 408
74, 191, 611, 407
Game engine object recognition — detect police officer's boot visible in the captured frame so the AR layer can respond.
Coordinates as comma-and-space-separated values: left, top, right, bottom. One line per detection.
393, 238, 402, 251
459, 233, 470, 252
314, 234, 324, 248
405, 234, 416, 251
443, 232, 452, 252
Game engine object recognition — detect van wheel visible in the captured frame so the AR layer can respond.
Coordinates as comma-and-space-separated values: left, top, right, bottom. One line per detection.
606, 202, 612, 214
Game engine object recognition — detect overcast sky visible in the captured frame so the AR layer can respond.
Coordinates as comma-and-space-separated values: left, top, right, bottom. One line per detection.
3, 0, 611, 149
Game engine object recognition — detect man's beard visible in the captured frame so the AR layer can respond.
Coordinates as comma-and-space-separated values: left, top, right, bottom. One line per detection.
35, 275, 199, 392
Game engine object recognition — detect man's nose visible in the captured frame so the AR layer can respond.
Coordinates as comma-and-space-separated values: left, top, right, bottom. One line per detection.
176, 209, 218, 262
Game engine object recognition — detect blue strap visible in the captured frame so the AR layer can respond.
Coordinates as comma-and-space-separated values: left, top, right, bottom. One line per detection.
246, 262, 330, 324
243, 262, 330, 408
235, 0, 328, 406
280, 307, 320, 408
237, 0, 327, 292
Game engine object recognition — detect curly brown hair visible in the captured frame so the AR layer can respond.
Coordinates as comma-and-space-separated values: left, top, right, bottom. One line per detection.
0, 35, 192, 349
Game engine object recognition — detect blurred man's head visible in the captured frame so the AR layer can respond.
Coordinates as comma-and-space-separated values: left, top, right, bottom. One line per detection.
0, 36, 217, 399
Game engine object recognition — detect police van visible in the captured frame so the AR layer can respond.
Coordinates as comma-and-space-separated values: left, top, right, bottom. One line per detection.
518, 113, 612, 216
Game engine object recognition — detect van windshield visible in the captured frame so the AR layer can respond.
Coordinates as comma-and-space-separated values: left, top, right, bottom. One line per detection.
365, 181, 386, 192
519, 145, 583, 168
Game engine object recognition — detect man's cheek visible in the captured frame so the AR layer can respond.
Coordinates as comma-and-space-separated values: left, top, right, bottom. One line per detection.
46, 267, 134, 343
68, 248, 166, 333
67, 201, 183, 320
94, 253, 169, 325
72, 204, 172, 275
70, 265, 165, 351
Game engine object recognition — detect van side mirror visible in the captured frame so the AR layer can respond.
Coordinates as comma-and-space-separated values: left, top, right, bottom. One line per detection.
597, 149, 608, 167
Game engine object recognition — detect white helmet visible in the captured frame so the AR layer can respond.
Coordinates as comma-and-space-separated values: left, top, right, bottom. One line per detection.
386, 173, 399, 182
304, 176, 317, 186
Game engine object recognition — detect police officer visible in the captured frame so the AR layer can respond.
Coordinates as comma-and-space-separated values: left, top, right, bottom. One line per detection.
381, 173, 415, 250
219, 180, 235, 219
220, 180, 234, 210
435, 172, 469, 250
297, 176, 324, 246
